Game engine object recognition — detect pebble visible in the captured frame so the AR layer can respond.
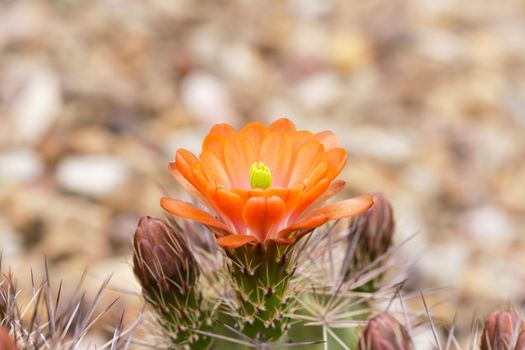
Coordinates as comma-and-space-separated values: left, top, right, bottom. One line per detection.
55, 155, 129, 198
5, 67, 61, 145
0, 218, 22, 263
461, 205, 514, 241
295, 72, 341, 110
0, 149, 44, 183
181, 71, 239, 125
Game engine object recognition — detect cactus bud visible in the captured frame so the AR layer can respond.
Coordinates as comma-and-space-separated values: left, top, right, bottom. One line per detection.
480, 310, 525, 350
358, 313, 413, 350
0, 326, 18, 350
342, 193, 394, 287
132, 216, 211, 349
133, 216, 197, 296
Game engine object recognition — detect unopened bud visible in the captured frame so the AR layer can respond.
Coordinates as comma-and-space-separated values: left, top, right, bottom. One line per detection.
0, 326, 18, 350
342, 193, 394, 284
358, 313, 413, 350
133, 216, 198, 299
481, 310, 525, 350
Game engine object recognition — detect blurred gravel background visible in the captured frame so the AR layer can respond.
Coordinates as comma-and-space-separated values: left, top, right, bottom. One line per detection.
1, 0, 525, 347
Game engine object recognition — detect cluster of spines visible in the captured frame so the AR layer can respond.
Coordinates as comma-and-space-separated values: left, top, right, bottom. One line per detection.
0, 258, 138, 350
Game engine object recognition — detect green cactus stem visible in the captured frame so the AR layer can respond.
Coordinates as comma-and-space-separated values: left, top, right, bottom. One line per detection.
224, 241, 297, 342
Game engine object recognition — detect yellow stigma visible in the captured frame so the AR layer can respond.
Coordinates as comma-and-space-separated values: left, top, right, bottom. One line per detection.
249, 161, 272, 189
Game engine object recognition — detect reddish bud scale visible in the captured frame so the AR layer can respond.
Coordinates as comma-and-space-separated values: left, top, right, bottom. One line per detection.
481, 311, 525, 350
358, 313, 413, 350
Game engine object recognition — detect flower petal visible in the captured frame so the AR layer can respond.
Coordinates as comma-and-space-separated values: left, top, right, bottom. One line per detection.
175, 149, 199, 186
207, 123, 237, 138
316, 130, 340, 150
217, 235, 258, 248
242, 197, 267, 241
305, 194, 374, 220
240, 122, 268, 154
289, 178, 330, 222
160, 197, 233, 234
224, 134, 256, 189
260, 131, 292, 186
199, 151, 231, 187
242, 196, 286, 241
266, 195, 287, 232
278, 215, 328, 238
214, 187, 246, 232
309, 179, 346, 208
287, 140, 324, 186
323, 148, 347, 180
303, 161, 328, 190
266, 237, 296, 245
169, 163, 210, 204
202, 123, 237, 162
290, 131, 316, 153
268, 118, 296, 133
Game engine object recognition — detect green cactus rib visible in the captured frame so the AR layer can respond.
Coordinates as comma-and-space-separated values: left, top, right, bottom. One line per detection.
225, 242, 297, 342
147, 283, 213, 350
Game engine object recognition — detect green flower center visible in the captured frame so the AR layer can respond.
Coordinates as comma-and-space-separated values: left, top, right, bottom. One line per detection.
249, 161, 272, 189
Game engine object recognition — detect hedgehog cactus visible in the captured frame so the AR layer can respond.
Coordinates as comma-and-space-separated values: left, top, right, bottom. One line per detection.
132, 216, 213, 349
4, 118, 525, 350
160, 118, 373, 343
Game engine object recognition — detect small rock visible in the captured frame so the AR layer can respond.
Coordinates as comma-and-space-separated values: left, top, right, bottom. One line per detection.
295, 72, 341, 109
55, 155, 129, 198
461, 206, 514, 241
6, 67, 61, 145
0, 149, 44, 183
181, 71, 239, 125
0, 217, 22, 263
418, 242, 469, 286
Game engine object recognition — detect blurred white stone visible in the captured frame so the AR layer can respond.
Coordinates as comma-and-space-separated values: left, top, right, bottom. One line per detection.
7, 67, 61, 144
56, 156, 129, 197
345, 127, 416, 163
462, 205, 514, 241
181, 71, 239, 125
293, 0, 332, 19
0, 218, 22, 262
417, 30, 466, 63
412, 326, 441, 350
418, 242, 469, 286
220, 45, 264, 82
74, 335, 106, 350
0, 149, 44, 182
295, 73, 341, 109
0, 1, 49, 43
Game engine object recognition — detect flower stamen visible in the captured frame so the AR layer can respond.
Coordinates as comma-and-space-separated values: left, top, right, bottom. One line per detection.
249, 161, 272, 189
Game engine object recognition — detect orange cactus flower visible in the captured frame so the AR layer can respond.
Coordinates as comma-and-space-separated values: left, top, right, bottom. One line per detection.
161, 118, 373, 249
